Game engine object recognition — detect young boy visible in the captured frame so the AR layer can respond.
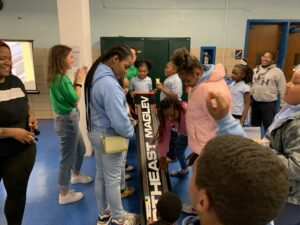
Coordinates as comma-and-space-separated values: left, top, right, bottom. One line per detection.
206, 67, 300, 206
185, 135, 289, 225
148, 192, 182, 225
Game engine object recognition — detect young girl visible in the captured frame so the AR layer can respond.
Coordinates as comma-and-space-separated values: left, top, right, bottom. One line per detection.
171, 48, 231, 166
156, 97, 188, 177
157, 60, 183, 162
230, 59, 253, 125
129, 60, 153, 95
157, 60, 182, 101
47, 45, 92, 205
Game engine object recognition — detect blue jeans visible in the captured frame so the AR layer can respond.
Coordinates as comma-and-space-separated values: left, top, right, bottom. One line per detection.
54, 108, 85, 187
88, 131, 126, 220
121, 150, 128, 191
171, 131, 188, 169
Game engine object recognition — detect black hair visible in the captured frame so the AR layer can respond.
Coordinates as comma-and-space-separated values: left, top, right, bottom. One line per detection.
171, 48, 202, 75
156, 192, 182, 224
84, 44, 132, 131
134, 59, 152, 71
262, 50, 276, 62
195, 135, 289, 225
155, 97, 185, 143
233, 59, 253, 84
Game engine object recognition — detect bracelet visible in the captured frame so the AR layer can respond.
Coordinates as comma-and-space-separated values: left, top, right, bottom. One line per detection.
75, 83, 82, 88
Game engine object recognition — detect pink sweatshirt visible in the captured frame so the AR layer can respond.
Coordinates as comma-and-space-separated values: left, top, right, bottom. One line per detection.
157, 102, 188, 157
186, 64, 231, 155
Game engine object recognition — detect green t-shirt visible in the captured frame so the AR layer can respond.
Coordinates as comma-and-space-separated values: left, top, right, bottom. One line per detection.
125, 64, 138, 81
49, 74, 79, 114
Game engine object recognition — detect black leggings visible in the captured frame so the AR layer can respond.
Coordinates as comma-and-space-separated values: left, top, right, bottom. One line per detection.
0, 144, 36, 225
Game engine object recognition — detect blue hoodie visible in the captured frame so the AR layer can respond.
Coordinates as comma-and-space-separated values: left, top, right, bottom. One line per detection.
89, 63, 134, 138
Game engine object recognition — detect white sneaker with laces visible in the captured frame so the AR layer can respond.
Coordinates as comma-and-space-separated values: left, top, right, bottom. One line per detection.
71, 173, 93, 184
59, 190, 83, 205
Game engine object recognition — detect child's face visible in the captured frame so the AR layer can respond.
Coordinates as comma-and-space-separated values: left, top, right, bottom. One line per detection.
283, 71, 300, 105
138, 65, 148, 80
179, 68, 202, 87
164, 62, 176, 77
231, 67, 244, 81
65, 51, 74, 69
163, 106, 180, 123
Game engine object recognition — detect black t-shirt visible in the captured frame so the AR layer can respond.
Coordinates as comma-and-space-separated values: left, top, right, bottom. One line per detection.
0, 75, 29, 156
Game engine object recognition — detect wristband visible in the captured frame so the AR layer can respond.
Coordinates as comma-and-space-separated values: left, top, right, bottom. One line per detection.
75, 83, 82, 88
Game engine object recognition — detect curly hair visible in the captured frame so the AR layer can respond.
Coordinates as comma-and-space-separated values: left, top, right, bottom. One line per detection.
155, 97, 185, 143
171, 48, 202, 75
195, 135, 289, 225
156, 192, 182, 223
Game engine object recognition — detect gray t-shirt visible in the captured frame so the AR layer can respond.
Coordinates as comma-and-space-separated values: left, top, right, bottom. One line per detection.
129, 76, 152, 92
160, 73, 182, 101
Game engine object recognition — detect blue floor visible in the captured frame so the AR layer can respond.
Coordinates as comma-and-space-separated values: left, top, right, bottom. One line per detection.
0, 119, 299, 225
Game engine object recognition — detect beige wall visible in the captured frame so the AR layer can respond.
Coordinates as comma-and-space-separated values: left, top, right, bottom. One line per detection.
31, 47, 240, 119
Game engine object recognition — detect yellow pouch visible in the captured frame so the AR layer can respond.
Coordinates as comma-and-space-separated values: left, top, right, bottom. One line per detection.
102, 136, 128, 154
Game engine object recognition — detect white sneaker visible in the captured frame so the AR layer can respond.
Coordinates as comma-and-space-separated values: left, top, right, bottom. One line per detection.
125, 164, 134, 172
59, 190, 83, 205
125, 173, 131, 180
110, 212, 140, 225
71, 173, 93, 184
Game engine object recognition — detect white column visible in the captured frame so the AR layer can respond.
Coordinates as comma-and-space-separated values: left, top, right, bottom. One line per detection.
56, 0, 93, 155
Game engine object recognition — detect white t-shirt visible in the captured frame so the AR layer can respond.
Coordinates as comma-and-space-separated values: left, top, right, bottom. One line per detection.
129, 76, 152, 92
230, 81, 251, 115
160, 73, 182, 101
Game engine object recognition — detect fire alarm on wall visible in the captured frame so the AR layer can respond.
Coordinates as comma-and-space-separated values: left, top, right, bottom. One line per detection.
0, 0, 3, 10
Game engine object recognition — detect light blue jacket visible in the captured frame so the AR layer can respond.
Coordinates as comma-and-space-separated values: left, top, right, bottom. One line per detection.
215, 113, 246, 137
89, 63, 134, 138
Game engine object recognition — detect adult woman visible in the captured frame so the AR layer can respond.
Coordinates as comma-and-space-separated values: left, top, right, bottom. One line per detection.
85, 44, 139, 225
0, 40, 37, 225
47, 45, 92, 205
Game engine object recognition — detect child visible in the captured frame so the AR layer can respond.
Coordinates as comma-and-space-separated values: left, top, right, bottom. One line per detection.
47, 45, 92, 205
148, 192, 182, 225
185, 134, 289, 225
266, 66, 300, 205
230, 59, 253, 125
157, 60, 183, 101
156, 97, 188, 177
171, 48, 231, 166
129, 60, 153, 95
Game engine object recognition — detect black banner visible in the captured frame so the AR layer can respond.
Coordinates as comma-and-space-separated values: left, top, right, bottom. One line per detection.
135, 93, 170, 224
